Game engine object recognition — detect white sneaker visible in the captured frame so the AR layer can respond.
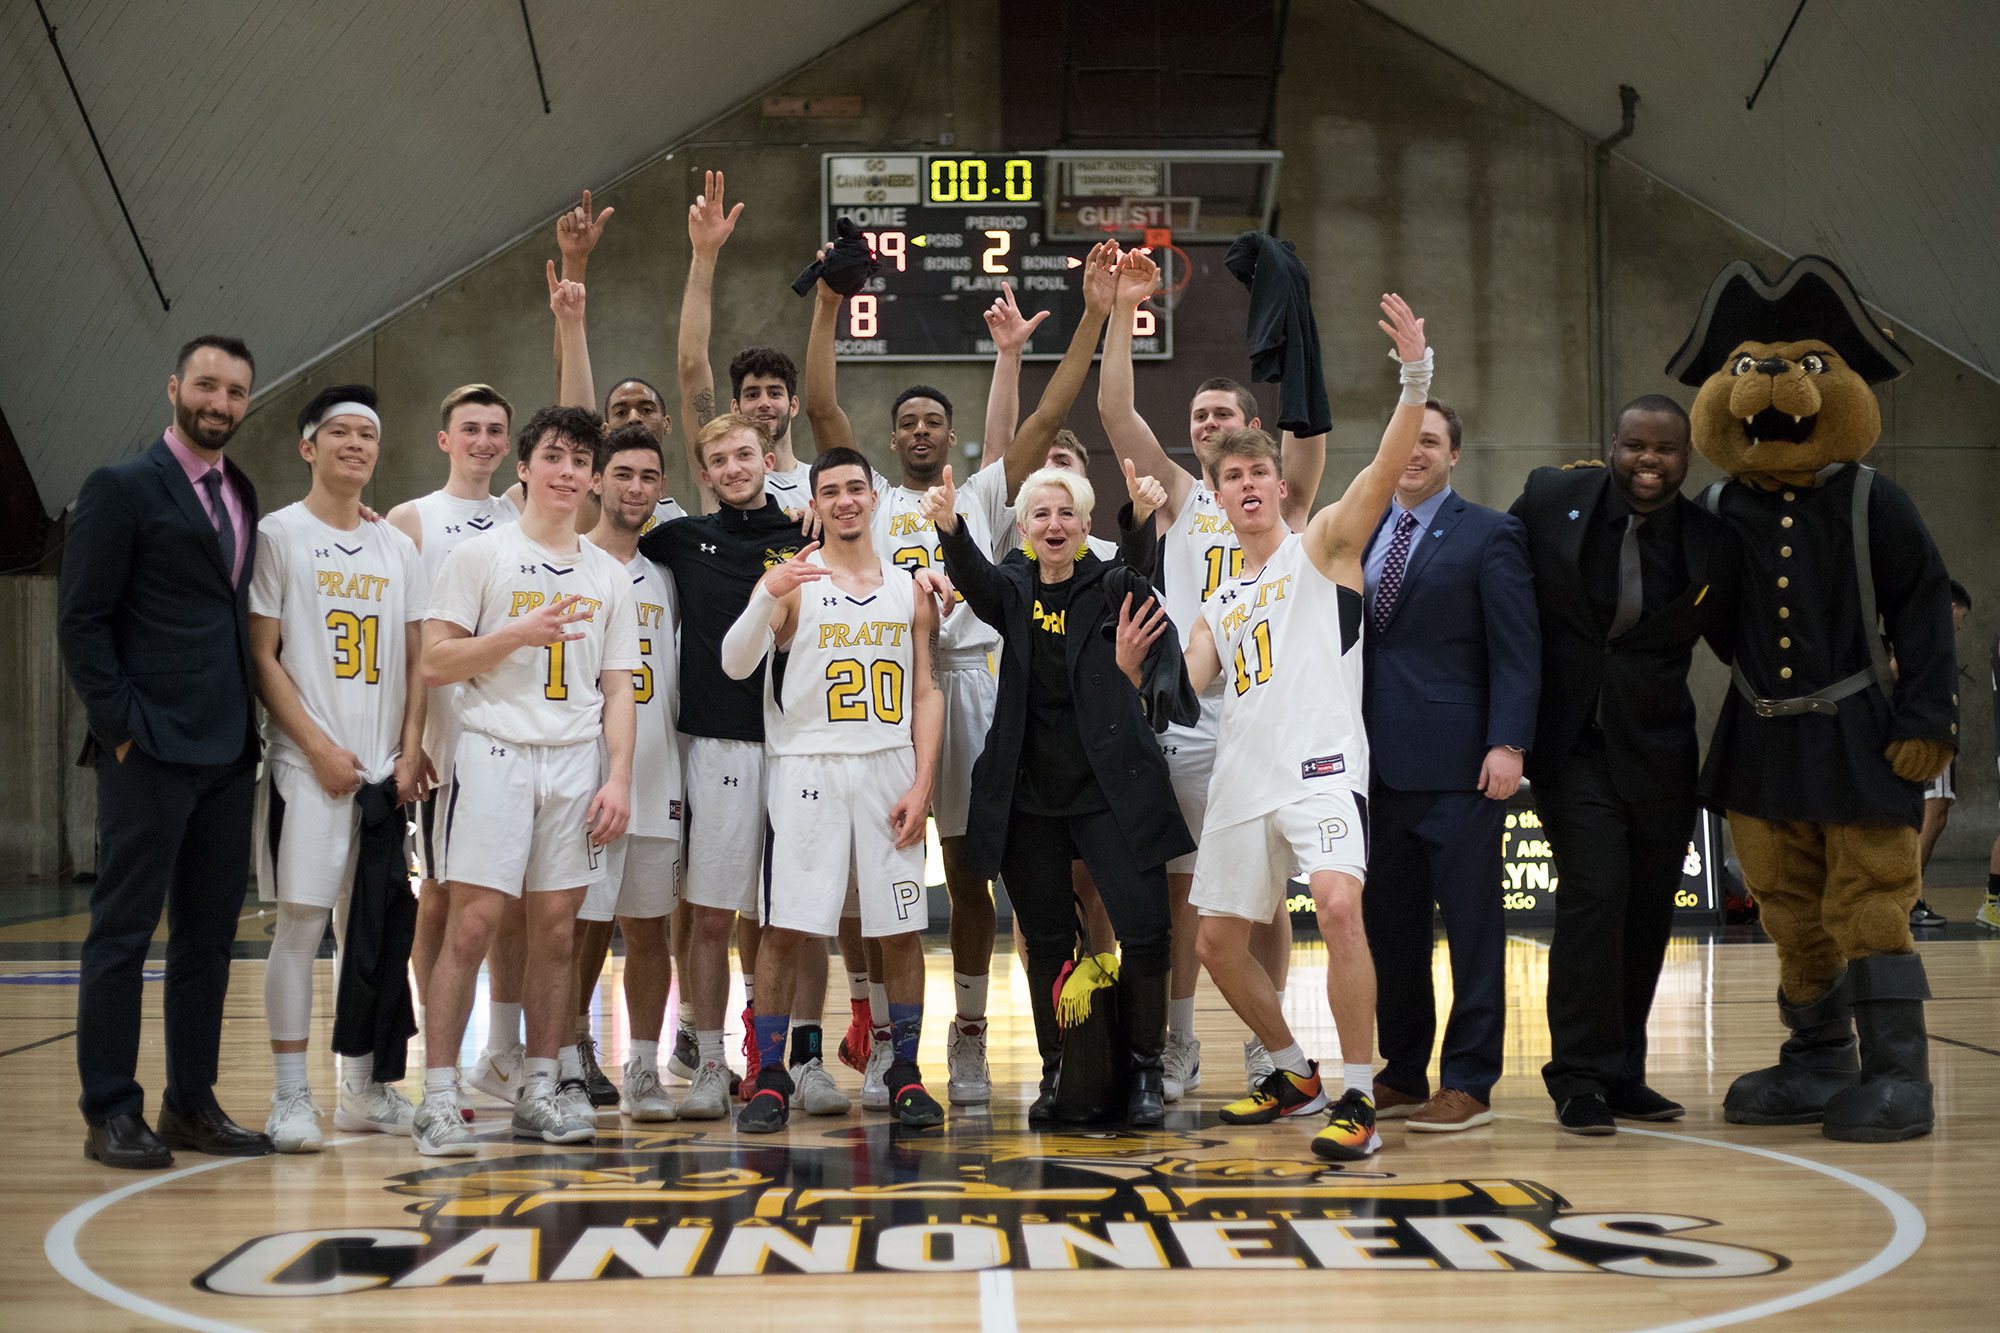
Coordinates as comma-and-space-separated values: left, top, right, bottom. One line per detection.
414, 1092, 476, 1156
1244, 1037, 1276, 1091
334, 1080, 416, 1136
266, 1088, 324, 1154
620, 1061, 677, 1121
946, 1019, 991, 1105
795, 1057, 852, 1115
512, 1081, 595, 1143
467, 1043, 525, 1104
679, 1059, 732, 1120
862, 1026, 894, 1111
1163, 1030, 1202, 1103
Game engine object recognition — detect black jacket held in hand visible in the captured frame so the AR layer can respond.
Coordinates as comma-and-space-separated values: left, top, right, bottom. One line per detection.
1224, 231, 1331, 438
332, 777, 419, 1084
1510, 464, 1741, 803
937, 511, 1196, 883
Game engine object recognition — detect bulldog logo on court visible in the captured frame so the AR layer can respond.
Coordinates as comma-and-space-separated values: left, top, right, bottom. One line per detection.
195, 1123, 1785, 1294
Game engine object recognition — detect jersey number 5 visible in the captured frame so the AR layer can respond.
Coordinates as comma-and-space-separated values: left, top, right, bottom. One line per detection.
1231, 619, 1273, 696
826, 657, 905, 724
326, 610, 381, 683
633, 636, 654, 704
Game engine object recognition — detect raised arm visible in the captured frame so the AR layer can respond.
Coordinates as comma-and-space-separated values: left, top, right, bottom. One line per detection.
679, 171, 743, 513
720, 545, 821, 679
980, 282, 1050, 467
549, 261, 594, 411
553, 188, 613, 391
1000, 240, 1119, 499
1306, 294, 1430, 582
923, 466, 1006, 627
1278, 427, 1326, 530
1099, 247, 1194, 521
805, 278, 859, 456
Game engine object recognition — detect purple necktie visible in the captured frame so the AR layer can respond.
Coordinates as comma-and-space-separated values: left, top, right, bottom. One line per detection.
1373, 509, 1418, 631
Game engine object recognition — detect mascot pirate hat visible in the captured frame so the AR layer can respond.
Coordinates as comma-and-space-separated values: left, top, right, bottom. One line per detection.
1665, 254, 1912, 386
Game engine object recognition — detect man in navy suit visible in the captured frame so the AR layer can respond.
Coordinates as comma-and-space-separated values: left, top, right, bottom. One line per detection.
1360, 399, 1539, 1132
59, 336, 276, 1168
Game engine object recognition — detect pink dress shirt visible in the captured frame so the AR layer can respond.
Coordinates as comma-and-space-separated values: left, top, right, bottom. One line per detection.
163, 426, 247, 585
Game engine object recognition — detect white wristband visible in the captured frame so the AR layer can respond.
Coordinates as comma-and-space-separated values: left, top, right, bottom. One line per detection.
1396, 346, 1435, 407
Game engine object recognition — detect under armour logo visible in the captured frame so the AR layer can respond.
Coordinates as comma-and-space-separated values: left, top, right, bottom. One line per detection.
721, 776, 739, 787
822, 596, 840, 606
1218, 590, 1238, 605
444, 524, 463, 534
313, 547, 331, 558
700, 543, 718, 554
801, 789, 820, 800
489, 745, 507, 757
519, 564, 537, 574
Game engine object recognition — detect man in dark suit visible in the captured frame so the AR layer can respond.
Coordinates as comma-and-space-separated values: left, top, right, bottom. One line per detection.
1361, 399, 1539, 1133
58, 335, 276, 1168
1510, 395, 1741, 1134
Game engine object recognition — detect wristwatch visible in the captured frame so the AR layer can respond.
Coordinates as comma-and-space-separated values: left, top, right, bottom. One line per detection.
1500, 745, 1525, 754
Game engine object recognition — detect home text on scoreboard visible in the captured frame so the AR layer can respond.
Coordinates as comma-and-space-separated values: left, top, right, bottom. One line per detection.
822, 153, 1172, 363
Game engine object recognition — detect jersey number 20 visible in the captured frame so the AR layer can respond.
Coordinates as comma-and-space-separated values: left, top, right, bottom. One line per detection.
826, 657, 904, 724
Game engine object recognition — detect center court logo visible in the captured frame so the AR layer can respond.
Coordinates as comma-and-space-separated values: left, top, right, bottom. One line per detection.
195, 1124, 1784, 1294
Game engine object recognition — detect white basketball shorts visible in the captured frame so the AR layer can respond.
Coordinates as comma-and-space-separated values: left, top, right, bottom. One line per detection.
764, 750, 927, 939
441, 729, 608, 895
1191, 788, 1369, 922
681, 736, 768, 917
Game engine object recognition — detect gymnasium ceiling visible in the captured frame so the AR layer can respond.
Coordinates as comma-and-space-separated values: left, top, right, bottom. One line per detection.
7, 1, 1997, 514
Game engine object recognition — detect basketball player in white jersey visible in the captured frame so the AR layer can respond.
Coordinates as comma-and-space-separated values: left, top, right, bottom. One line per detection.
1100, 246, 1327, 1100
720, 446, 946, 1130
1184, 294, 1433, 1162
804, 240, 1125, 1105
249, 385, 428, 1152
383, 383, 533, 1107
414, 404, 638, 1154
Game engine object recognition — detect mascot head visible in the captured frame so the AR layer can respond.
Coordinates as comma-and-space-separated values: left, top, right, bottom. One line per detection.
1665, 255, 1911, 487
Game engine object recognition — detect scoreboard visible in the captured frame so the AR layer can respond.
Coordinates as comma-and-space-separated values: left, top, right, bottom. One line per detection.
822, 152, 1172, 362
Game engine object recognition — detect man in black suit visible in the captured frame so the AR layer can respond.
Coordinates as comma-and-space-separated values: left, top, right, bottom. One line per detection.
1509, 394, 1740, 1134
1361, 400, 1540, 1133
58, 335, 276, 1168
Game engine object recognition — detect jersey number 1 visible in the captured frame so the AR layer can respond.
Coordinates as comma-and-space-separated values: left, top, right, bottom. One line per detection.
545, 641, 568, 701
1231, 619, 1273, 695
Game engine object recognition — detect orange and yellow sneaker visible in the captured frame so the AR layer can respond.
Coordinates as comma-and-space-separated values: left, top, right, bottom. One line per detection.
1218, 1061, 1328, 1125
1312, 1088, 1383, 1160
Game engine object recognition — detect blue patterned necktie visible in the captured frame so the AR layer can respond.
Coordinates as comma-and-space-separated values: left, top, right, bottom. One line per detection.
1372, 509, 1418, 631
199, 470, 235, 579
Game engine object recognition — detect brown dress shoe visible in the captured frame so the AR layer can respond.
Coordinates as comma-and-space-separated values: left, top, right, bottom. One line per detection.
1372, 1080, 1428, 1120
1407, 1088, 1493, 1133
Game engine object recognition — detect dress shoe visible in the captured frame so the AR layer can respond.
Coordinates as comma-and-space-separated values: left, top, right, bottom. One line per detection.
1372, 1079, 1428, 1120
156, 1102, 275, 1157
84, 1113, 173, 1170
1557, 1094, 1617, 1136
1605, 1083, 1685, 1121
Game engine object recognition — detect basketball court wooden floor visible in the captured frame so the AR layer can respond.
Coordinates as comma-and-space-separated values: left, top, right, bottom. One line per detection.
2, 882, 1994, 1331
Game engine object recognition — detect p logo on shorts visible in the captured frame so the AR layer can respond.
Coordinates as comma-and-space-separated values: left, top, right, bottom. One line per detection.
892, 880, 922, 921
1318, 818, 1348, 853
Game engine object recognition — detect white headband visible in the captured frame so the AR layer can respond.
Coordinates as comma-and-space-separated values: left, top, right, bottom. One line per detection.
310, 401, 382, 436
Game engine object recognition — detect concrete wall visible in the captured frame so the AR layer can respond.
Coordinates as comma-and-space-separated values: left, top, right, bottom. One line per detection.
193, 0, 2000, 864
0, 577, 93, 879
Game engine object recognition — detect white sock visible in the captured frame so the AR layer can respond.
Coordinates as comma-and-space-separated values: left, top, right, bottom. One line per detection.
574, 1013, 592, 1040
1344, 1062, 1373, 1097
677, 997, 695, 1028
524, 1055, 559, 1093
336, 1053, 369, 1092
869, 981, 890, 1020
424, 1067, 457, 1099
630, 1039, 659, 1073
273, 1051, 309, 1095
415, 1003, 426, 1035
1169, 995, 1196, 1035
1269, 1041, 1310, 1077
847, 971, 870, 1001
742, 975, 756, 1009
953, 970, 988, 1021
486, 1000, 523, 1055
558, 1045, 583, 1082
698, 1030, 725, 1066
1274, 988, 1287, 1010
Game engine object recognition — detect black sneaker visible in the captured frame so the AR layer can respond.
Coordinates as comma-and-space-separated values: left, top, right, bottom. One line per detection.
886, 1062, 945, 1129
1605, 1083, 1685, 1121
735, 1067, 794, 1134
1558, 1094, 1617, 1136
667, 1024, 700, 1081
576, 1034, 619, 1107
1910, 899, 1947, 928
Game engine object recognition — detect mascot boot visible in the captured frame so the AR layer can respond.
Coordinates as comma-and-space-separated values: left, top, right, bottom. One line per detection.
1025, 961, 1066, 1126
1122, 966, 1170, 1129
1723, 971, 1859, 1124
1823, 952, 1934, 1142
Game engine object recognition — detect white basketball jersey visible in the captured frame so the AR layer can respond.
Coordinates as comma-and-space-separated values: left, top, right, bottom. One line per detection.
870, 461, 1008, 658
587, 539, 684, 839
642, 496, 688, 534
427, 526, 640, 747
1162, 481, 1243, 648
249, 504, 427, 780
1200, 534, 1369, 829
768, 557, 919, 758
411, 489, 520, 770
765, 461, 812, 512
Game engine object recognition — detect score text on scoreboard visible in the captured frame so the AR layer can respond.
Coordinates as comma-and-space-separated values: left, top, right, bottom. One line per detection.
823, 153, 1171, 363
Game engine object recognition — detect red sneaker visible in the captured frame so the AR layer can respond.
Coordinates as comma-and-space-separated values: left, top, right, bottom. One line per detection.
738, 1004, 760, 1101
839, 998, 873, 1073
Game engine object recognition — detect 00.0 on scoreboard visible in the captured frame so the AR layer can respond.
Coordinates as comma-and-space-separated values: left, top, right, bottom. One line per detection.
822, 152, 1171, 363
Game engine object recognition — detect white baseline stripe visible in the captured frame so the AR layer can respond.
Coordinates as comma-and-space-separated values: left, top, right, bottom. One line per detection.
978, 1267, 1018, 1333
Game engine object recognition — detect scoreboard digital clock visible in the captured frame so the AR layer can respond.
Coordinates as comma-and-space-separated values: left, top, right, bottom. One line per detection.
822, 152, 1172, 362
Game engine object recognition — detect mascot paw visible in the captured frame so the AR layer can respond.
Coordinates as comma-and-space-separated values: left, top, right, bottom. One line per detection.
1885, 738, 1954, 783
1559, 458, 1606, 470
